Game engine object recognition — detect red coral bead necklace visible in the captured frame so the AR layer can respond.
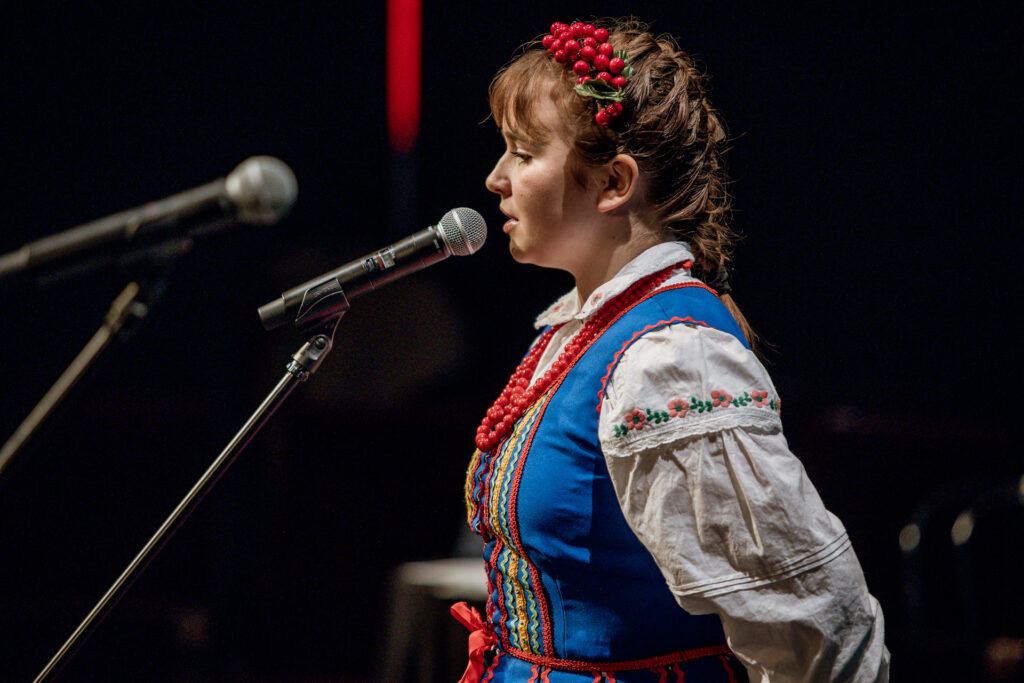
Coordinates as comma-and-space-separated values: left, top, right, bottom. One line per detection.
474, 260, 690, 452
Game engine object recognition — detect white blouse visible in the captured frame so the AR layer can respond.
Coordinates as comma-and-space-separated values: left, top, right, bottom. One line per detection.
528, 242, 890, 683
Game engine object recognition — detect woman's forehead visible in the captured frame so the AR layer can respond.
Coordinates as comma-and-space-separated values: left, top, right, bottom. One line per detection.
500, 94, 566, 145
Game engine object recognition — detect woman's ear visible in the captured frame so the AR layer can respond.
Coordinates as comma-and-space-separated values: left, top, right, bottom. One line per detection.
596, 154, 640, 213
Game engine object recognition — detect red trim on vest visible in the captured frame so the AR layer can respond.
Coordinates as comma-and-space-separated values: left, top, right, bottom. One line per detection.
482, 651, 501, 682
594, 282, 720, 413
479, 451, 496, 541
489, 539, 510, 647
596, 315, 712, 413
498, 643, 733, 674
485, 563, 497, 629
720, 655, 739, 683
505, 394, 556, 656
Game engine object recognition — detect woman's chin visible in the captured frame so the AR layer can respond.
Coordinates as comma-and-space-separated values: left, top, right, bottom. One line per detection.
508, 241, 530, 264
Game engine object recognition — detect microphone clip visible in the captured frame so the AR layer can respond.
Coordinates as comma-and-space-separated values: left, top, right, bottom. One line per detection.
285, 281, 351, 381
294, 279, 351, 331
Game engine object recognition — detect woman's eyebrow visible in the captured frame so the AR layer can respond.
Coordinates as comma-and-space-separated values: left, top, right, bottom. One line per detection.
503, 129, 549, 147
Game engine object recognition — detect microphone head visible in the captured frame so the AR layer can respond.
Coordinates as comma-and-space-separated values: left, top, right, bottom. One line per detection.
437, 207, 487, 256
226, 156, 298, 225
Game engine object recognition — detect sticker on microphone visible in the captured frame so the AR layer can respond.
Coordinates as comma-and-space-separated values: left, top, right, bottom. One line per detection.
372, 248, 396, 270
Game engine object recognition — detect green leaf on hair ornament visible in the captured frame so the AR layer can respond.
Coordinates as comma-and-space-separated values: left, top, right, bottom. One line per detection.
574, 51, 633, 104
574, 78, 626, 103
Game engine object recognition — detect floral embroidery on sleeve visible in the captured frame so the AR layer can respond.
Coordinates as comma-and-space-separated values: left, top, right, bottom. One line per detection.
611, 390, 781, 438
625, 408, 647, 430
710, 390, 733, 407
667, 397, 688, 418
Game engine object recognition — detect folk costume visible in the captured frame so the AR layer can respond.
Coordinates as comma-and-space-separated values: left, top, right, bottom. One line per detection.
460, 242, 888, 682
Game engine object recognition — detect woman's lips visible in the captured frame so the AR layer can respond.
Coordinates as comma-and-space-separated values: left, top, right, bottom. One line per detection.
500, 206, 518, 233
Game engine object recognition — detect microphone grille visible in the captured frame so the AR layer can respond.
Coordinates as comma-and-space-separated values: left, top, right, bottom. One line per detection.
226, 156, 299, 225
437, 207, 487, 256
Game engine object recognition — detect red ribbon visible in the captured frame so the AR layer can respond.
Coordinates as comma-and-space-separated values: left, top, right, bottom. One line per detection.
450, 601, 497, 683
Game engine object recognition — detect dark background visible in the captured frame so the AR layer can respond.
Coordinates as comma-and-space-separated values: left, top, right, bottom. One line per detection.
1, 2, 1019, 681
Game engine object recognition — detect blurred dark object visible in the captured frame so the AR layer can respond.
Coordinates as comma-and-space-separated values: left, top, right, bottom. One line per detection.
984, 637, 1024, 683
380, 557, 487, 682
900, 473, 1024, 680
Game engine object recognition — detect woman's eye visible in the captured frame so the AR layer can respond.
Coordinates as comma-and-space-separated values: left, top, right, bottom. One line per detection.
511, 151, 531, 162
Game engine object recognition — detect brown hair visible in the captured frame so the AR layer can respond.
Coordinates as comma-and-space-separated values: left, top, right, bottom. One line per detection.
489, 18, 758, 349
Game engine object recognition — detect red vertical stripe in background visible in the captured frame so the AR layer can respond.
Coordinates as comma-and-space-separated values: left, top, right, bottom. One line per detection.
387, 0, 422, 154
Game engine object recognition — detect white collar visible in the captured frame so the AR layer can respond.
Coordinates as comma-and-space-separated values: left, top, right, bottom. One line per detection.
533, 242, 697, 329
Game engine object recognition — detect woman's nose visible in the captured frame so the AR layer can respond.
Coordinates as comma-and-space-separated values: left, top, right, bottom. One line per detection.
485, 159, 509, 197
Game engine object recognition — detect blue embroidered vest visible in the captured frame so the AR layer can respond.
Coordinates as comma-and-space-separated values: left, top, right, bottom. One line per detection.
465, 284, 750, 672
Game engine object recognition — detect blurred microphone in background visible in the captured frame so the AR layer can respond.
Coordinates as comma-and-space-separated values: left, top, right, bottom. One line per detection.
0, 156, 298, 284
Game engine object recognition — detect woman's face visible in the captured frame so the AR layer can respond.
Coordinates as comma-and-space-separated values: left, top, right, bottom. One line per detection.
485, 94, 602, 274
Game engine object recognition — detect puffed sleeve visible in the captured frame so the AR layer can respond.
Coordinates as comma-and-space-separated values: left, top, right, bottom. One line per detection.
598, 323, 889, 682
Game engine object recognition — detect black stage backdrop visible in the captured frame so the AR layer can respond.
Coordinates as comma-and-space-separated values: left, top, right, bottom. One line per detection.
1, 3, 1019, 681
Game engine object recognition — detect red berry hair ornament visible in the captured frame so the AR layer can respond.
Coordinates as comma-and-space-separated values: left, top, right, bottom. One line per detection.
542, 20, 634, 126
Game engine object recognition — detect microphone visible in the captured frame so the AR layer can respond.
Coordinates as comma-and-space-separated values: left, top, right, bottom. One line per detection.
258, 207, 486, 330
0, 156, 298, 282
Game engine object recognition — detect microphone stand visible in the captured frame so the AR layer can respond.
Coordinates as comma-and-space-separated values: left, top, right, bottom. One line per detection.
33, 299, 348, 682
0, 240, 189, 478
